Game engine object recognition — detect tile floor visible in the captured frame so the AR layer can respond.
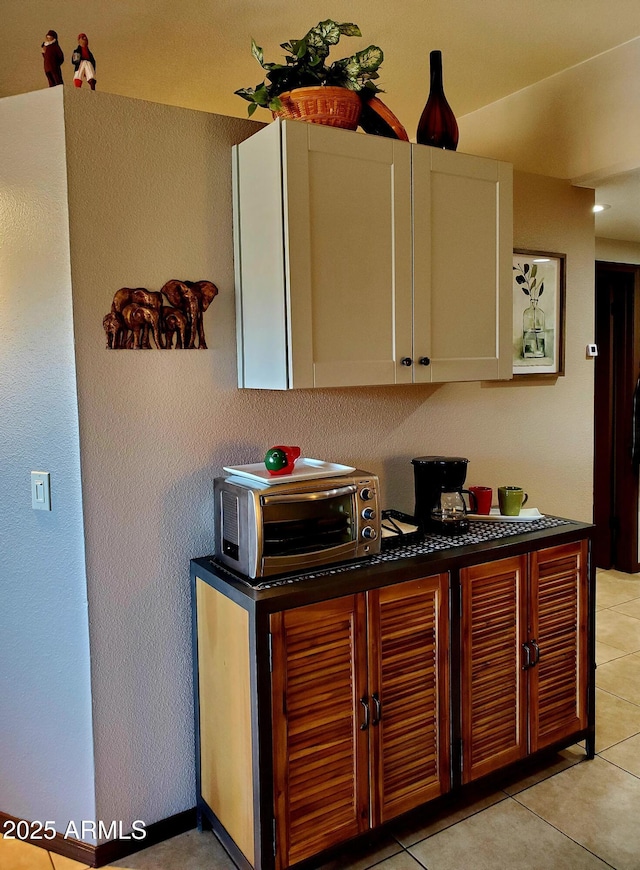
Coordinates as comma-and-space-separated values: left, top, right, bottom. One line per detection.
2, 568, 640, 870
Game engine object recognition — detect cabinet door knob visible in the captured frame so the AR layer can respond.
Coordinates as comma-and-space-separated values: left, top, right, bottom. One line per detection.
522, 642, 532, 670
401, 357, 413, 366
419, 357, 431, 366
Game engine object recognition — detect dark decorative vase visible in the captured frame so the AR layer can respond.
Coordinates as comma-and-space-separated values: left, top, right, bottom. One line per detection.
416, 50, 459, 151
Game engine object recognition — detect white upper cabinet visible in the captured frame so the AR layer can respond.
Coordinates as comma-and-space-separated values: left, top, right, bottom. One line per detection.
232, 119, 513, 389
413, 147, 513, 383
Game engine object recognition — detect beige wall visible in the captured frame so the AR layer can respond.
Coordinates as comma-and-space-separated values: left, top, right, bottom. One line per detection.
60, 92, 595, 828
596, 237, 640, 264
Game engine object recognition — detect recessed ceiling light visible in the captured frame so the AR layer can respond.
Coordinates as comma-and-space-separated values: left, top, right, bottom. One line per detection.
593, 203, 611, 213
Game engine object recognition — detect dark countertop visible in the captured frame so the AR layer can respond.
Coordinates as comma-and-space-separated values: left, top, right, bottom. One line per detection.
192, 515, 594, 613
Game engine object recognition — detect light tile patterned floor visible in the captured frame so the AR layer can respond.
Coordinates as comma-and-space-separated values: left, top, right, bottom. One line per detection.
2, 568, 639, 870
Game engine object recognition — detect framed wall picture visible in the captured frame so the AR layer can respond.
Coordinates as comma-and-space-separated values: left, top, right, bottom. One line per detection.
512, 249, 566, 377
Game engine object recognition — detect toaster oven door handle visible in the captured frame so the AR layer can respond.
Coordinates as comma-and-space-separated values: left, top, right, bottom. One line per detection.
261, 484, 357, 505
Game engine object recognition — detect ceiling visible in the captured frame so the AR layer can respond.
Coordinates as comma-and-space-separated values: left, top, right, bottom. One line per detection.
3, 0, 640, 240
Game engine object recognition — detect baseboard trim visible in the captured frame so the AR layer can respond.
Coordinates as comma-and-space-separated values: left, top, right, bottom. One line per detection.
0, 807, 197, 868
94, 808, 197, 867
0, 810, 96, 866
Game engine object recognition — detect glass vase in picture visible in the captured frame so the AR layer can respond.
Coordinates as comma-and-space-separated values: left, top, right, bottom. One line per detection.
522, 298, 546, 358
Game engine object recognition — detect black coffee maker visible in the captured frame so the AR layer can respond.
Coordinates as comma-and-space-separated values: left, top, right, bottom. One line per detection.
412, 455, 475, 535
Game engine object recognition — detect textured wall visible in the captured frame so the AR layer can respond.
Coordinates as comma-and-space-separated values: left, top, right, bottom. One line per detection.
12, 89, 595, 836
63, 91, 265, 832
0, 89, 96, 832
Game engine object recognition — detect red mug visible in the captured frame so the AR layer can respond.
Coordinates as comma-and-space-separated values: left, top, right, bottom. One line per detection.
264, 445, 301, 475
469, 486, 492, 515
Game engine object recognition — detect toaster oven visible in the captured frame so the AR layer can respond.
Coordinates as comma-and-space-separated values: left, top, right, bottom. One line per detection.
214, 471, 381, 579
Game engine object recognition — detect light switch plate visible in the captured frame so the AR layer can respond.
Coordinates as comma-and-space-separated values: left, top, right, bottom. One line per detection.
31, 471, 51, 511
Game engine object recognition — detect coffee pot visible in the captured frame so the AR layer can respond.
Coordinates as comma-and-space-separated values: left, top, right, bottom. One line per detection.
430, 487, 477, 534
412, 455, 476, 535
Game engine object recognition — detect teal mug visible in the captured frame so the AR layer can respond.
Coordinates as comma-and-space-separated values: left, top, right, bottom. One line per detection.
498, 486, 528, 516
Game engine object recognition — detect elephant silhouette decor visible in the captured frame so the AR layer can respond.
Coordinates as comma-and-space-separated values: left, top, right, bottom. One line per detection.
102, 279, 218, 349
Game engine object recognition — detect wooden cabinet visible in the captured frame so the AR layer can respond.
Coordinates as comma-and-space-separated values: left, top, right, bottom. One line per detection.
232, 119, 512, 389
192, 523, 594, 870
460, 541, 589, 784
459, 554, 527, 782
270, 575, 450, 870
269, 594, 368, 868
529, 542, 590, 749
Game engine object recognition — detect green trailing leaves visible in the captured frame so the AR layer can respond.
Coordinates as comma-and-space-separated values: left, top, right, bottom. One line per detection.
307, 20, 343, 48
251, 40, 266, 67
234, 19, 384, 116
328, 46, 384, 90
354, 46, 383, 73
338, 23, 362, 37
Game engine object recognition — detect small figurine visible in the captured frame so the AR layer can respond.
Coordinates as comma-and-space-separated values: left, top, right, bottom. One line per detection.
41, 30, 64, 87
72, 33, 96, 90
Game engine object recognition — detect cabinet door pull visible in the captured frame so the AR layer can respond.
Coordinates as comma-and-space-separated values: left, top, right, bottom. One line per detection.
371, 693, 382, 726
419, 357, 431, 366
359, 696, 370, 730
522, 642, 532, 670
401, 357, 413, 366
530, 639, 540, 666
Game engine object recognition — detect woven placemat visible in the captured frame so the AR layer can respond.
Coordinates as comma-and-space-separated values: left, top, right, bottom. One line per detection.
250, 516, 571, 590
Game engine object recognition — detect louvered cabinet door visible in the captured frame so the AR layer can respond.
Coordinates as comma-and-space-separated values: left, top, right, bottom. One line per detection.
460, 557, 528, 783
367, 574, 450, 825
270, 595, 369, 870
528, 541, 589, 751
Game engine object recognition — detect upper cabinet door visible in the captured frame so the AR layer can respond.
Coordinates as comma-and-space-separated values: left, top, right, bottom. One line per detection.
233, 120, 413, 389
412, 147, 513, 383
283, 122, 413, 388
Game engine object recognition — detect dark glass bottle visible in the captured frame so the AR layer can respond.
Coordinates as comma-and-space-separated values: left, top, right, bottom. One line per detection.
416, 50, 459, 151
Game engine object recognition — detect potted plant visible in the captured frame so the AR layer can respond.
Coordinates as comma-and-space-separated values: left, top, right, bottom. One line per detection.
234, 19, 384, 130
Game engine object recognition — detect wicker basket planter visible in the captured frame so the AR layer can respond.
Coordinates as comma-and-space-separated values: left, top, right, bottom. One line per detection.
271, 86, 363, 130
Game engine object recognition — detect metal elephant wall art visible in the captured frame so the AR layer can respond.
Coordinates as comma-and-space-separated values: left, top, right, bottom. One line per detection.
102, 279, 219, 349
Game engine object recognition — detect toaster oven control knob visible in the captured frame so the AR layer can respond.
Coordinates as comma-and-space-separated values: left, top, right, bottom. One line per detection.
362, 507, 376, 520
360, 488, 373, 501
362, 526, 378, 540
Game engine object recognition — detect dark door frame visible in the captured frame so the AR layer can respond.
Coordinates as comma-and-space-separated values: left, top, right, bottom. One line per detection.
593, 261, 640, 572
